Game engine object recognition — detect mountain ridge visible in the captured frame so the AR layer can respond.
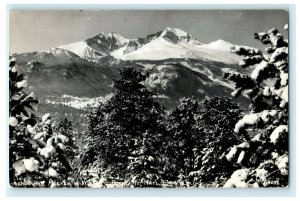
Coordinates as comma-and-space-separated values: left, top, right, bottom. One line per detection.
58, 27, 242, 63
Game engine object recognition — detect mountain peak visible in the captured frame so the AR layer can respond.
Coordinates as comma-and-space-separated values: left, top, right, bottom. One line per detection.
83, 32, 128, 55
161, 27, 189, 37
200, 39, 235, 51
89, 32, 128, 45
96, 32, 127, 41
158, 27, 199, 44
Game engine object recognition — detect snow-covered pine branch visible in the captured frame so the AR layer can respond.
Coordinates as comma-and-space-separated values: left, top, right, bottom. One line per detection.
223, 25, 289, 188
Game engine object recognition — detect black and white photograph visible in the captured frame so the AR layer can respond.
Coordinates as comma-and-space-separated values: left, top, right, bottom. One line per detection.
8, 9, 289, 188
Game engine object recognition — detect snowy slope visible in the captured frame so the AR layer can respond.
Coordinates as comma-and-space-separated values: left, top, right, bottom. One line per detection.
111, 37, 184, 60
42, 47, 80, 58
111, 36, 241, 64
59, 41, 102, 61
199, 39, 235, 51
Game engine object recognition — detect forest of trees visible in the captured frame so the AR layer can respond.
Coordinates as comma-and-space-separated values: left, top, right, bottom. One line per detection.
9, 26, 288, 188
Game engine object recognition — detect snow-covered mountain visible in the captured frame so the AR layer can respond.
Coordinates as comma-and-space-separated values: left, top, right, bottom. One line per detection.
59, 32, 129, 61
59, 41, 102, 60
58, 27, 241, 64
12, 27, 251, 129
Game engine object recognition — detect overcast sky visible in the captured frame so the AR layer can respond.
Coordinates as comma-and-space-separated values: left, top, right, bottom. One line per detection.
9, 10, 288, 53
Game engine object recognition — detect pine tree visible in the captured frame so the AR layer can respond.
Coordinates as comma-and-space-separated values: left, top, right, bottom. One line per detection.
127, 130, 162, 187
164, 97, 200, 180
56, 117, 77, 162
56, 117, 79, 186
165, 97, 242, 186
189, 97, 243, 187
33, 114, 73, 187
9, 57, 73, 187
82, 66, 166, 179
9, 57, 40, 187
222, 25, 288, 187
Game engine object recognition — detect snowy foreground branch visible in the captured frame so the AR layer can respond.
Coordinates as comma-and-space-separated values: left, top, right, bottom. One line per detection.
222, 25, 288, 188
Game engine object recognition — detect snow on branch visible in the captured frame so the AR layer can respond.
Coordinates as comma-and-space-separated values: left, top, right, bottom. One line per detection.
239, 55, 264, 68
231, 45, 262, 57
234, 109, 278, 133
223, 71, 256, 94
270, 47, 288, 63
